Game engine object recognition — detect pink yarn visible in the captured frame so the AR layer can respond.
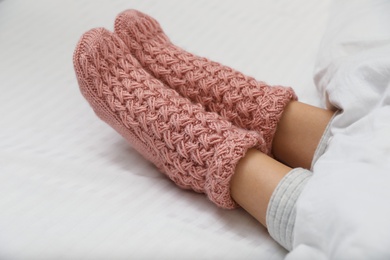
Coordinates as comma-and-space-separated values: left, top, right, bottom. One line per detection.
73, 28, 262, 209
115, 10, 297, 155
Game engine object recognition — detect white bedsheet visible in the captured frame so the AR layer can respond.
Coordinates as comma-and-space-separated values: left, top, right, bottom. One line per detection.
0, 0, 331, 259
288, 0, 390, 259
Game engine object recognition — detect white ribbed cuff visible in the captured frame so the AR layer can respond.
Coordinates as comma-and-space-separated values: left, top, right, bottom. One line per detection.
266, 168, 313, 251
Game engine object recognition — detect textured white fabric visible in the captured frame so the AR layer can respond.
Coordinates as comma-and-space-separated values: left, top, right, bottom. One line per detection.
0, 0, 330, 259
288, 0, 390, 259
266, 168, 313, 251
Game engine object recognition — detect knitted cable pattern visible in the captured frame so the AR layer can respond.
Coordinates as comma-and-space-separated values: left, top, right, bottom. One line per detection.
73, 28, 262, 209
114, 10, 298, 155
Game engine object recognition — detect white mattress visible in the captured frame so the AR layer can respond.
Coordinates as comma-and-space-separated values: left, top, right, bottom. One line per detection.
0, 0, 330, 259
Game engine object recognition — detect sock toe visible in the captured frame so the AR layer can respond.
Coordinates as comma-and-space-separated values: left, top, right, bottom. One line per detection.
73, 27, 131, 97
73, 28, 110, 100
73, 27, 164, 169
115, 9, 170, 47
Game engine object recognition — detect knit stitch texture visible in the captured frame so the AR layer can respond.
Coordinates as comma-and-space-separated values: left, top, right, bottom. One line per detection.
115, 9, 297, 155
73, 28, 262, 209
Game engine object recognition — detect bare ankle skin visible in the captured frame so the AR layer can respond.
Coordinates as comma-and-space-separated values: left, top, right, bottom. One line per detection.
272, 101, 335, 169
231, 149, 291, 227
230, 101, 335, 228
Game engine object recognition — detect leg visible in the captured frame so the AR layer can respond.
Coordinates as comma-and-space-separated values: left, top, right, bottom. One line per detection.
75, 23, 332, 251
230, 101, 335, 229
231, 149, 291, 227
231, 149, 313, 250
272, 101, 335, 169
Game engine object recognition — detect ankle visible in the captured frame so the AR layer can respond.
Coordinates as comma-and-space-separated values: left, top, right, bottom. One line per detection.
231, 149, 291, 226
272, 101, 335, 169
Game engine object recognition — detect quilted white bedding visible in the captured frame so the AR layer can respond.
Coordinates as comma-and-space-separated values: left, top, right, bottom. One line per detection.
3, 0, 388, 259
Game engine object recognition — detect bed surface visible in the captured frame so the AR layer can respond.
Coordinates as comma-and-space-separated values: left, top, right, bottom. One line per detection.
0, 0, 330, 258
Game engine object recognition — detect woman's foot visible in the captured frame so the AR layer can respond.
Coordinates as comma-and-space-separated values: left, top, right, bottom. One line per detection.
73, 27, 263, 208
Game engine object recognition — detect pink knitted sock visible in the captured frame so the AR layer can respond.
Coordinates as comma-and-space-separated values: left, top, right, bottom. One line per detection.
73, 28, 262, 209
114, 10, 297, 155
